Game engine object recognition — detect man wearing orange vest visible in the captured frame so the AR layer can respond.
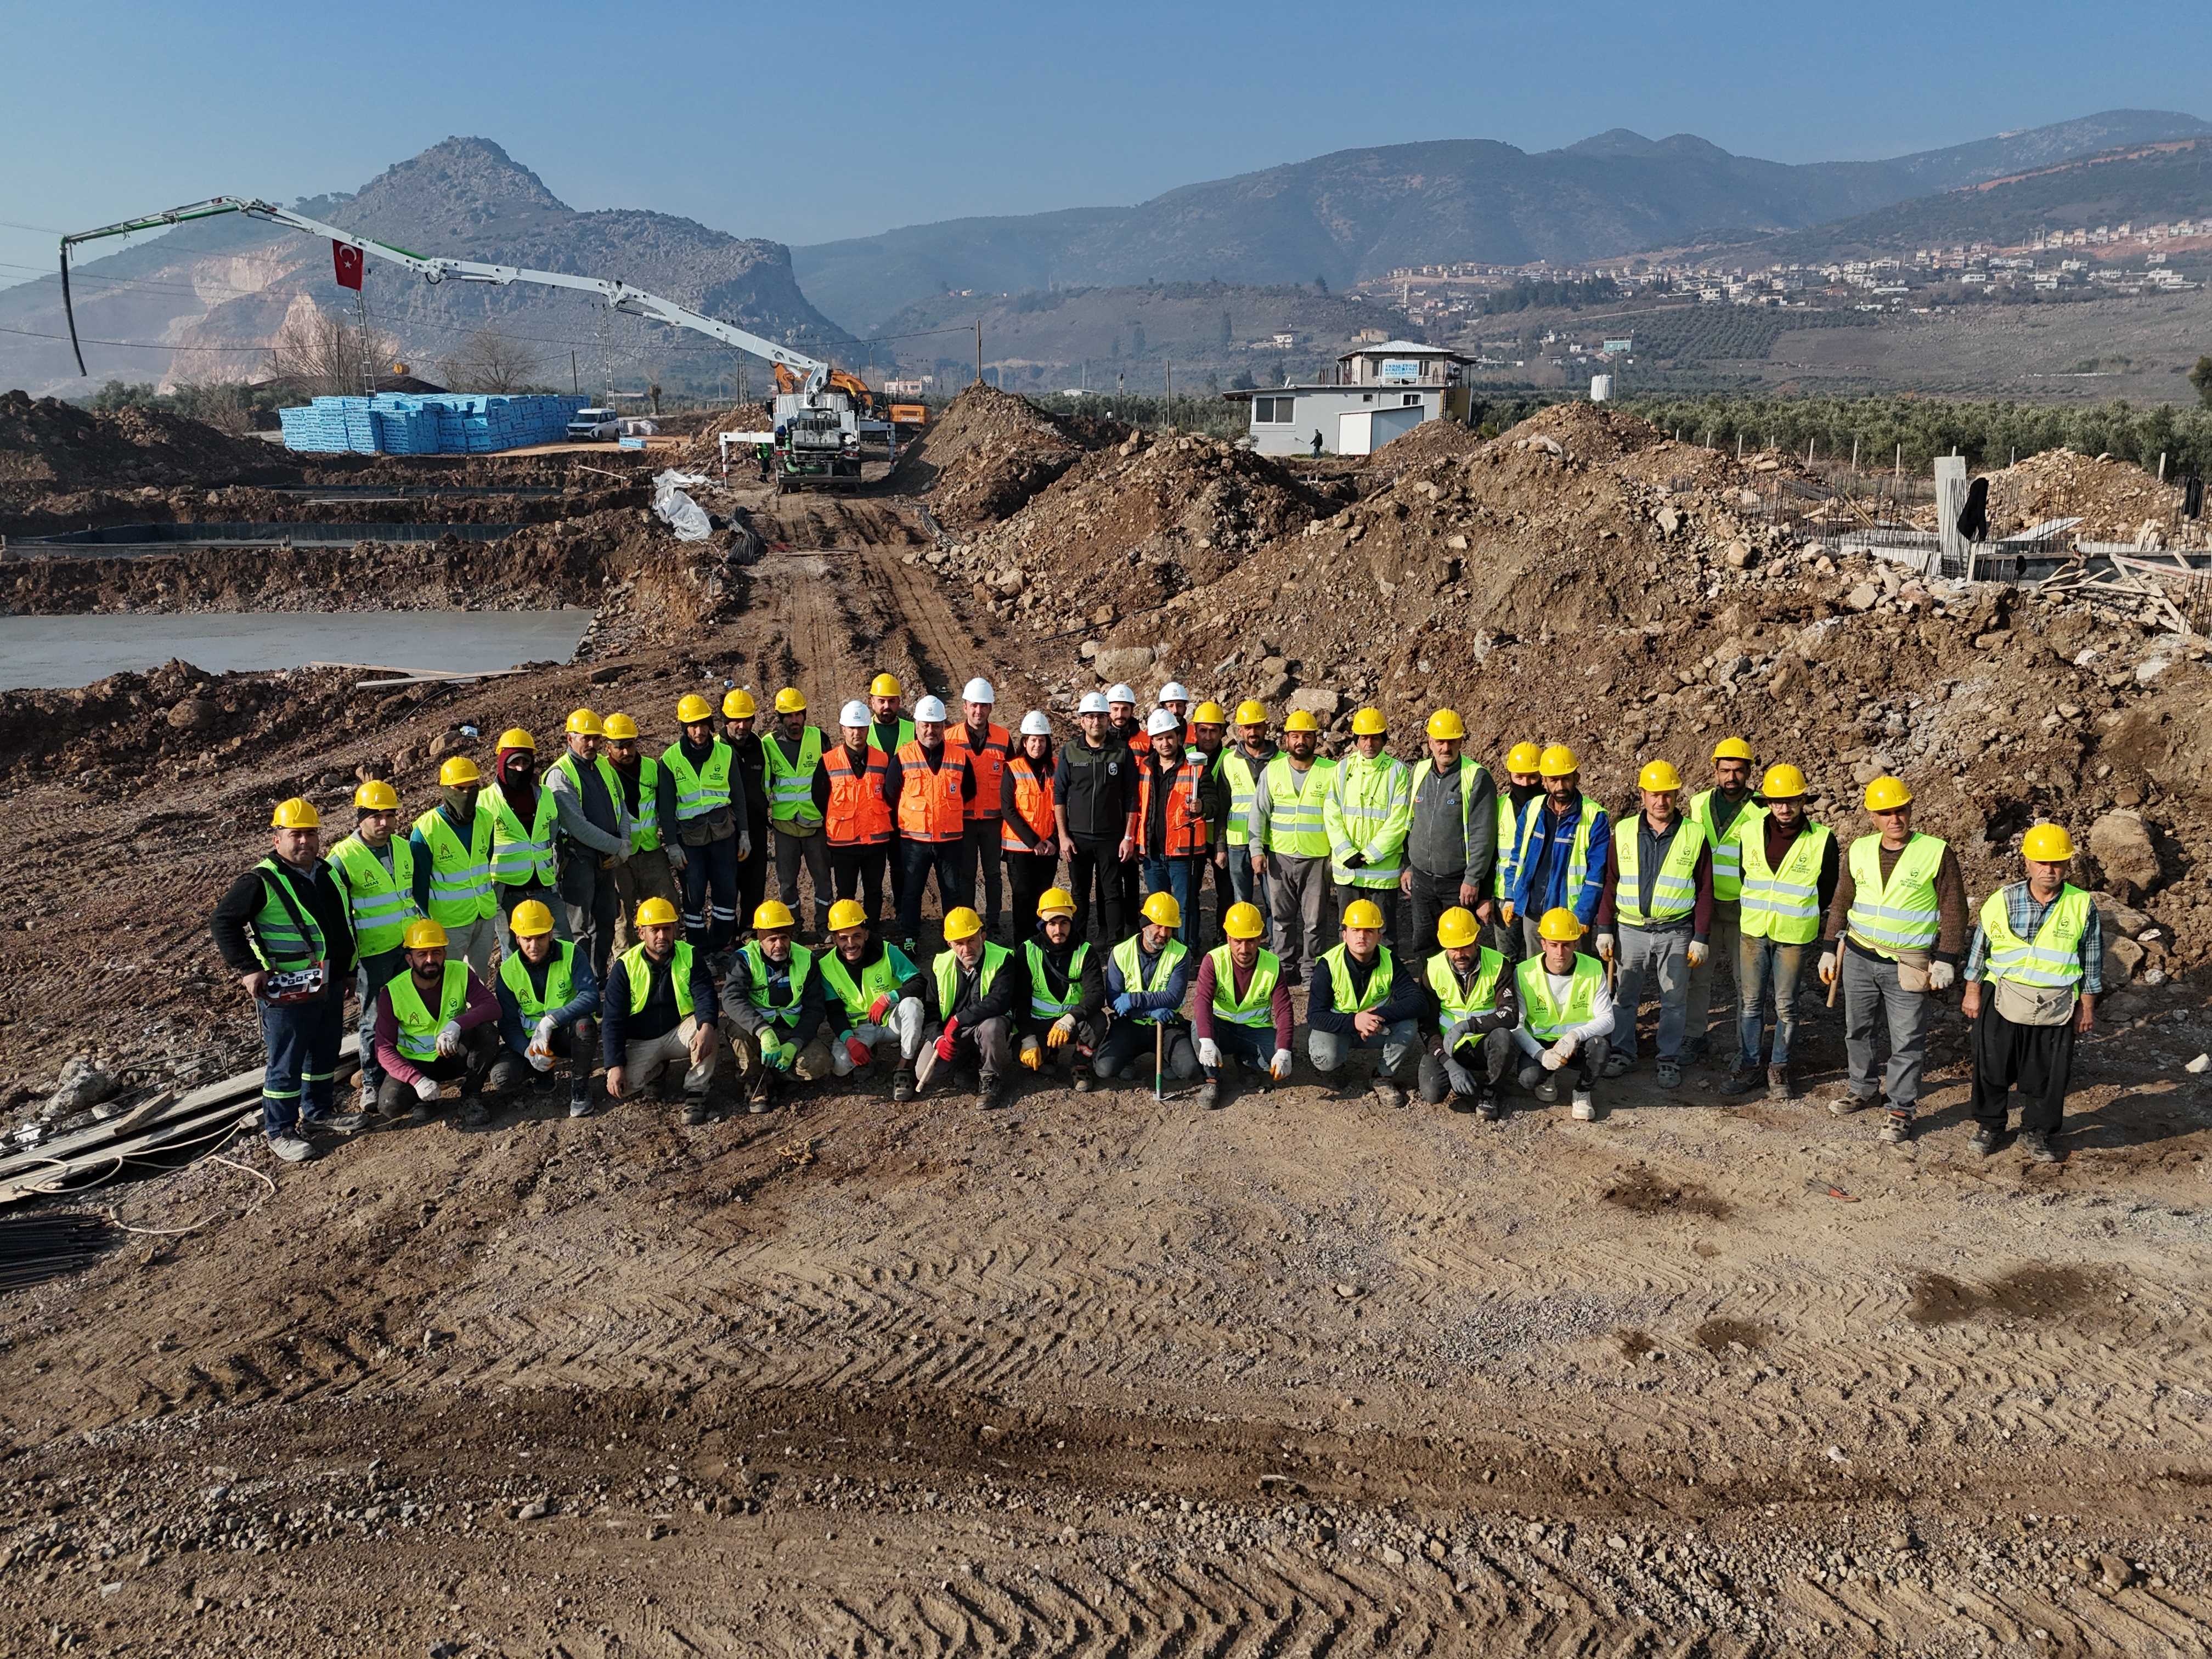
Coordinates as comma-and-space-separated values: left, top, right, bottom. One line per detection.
1137, 708, 1228, 950
1000, 710, 1062, 931
946, 677, 1013, 940
893, 695, 975, 951
826, 700, 898, 933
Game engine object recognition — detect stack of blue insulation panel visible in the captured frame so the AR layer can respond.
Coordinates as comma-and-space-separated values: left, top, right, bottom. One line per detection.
279, 394, 590, 454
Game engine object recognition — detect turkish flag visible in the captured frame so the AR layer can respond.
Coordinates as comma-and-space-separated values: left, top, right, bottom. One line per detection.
332, 241, 363, 290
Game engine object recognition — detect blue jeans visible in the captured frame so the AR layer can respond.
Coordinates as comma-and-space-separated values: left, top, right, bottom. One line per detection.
679, 833, 740, 951
1200, 1020, 1273, 1079
259, 989, 346, 1136
1139, 854, 1202, 949
1226, 844, 1271, 946
897, 837, 964, 945
354, 945, 406, 1094
1307, 1017, 1418, 1080
1736, 934, 1809, 1069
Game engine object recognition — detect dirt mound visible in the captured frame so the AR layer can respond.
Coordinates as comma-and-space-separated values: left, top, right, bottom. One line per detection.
1368, 415, 1486, 470
0, 389, 292, 495
1982, 447, 2192, 544
894, 383, 1123, 531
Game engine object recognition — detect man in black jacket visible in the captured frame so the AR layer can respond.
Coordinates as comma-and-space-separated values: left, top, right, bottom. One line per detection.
1054, 692, 1138, 944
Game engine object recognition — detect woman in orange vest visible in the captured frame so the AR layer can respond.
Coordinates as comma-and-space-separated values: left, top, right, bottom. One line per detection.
826, 700, 898, 931
893, 696, 975, 951
1137, 708, 1228, 948
1001, 711, 1062, 934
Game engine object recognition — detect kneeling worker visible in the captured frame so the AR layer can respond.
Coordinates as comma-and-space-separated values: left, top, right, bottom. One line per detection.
1018, 887, 1107, 1090
1513, 908, 1615, 1121
817, 898, 925, 1085
1097, 891, 1199, 1087
1418, 905, 1520, 1118
603, 896, 720, 1121
372, 917, 502, 1125
488, 899, 601, 1117
906, 906, 1018, 1109
1193, 901, 1294, 1110
720, 899, 833, 1111
1306, 898, 1419, 1105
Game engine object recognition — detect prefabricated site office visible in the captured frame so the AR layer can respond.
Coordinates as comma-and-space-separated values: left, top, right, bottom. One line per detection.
1226, 341, 1474, 456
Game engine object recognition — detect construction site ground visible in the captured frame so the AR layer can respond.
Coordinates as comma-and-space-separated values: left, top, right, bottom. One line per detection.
2, 387, 2210, 1656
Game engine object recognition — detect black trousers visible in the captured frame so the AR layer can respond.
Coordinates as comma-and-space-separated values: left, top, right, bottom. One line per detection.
828, 842, 890, 930
735, 814, 770, 934
1970, 1001, 2078, 1134
1069, 835, 1125, 945
1116, 844, 1142, 943
1005, 846, 1059, 936
960, 819, 1006, 931
1406, 867, 1468, 959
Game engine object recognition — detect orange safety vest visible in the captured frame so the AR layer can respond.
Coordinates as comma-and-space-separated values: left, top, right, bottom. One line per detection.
1001, 754, 1058, 853
895, 741, 966, 843
1137, 755, 1207, 857
823, 743, 893, 846
945, 721, 1010, 821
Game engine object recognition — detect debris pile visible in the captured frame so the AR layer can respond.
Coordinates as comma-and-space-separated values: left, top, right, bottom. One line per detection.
890, 382, 1120, 531
1979, 447, 2196, 545
0, 388, 289, 496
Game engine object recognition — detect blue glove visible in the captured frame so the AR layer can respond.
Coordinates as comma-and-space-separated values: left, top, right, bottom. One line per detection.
1112, 992, 1134, 1017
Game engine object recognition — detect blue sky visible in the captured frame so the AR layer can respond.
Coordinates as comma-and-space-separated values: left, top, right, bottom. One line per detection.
3, 0, 2209, 290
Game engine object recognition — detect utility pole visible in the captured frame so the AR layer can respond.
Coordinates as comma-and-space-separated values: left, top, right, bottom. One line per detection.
975, 321, 983, 386
1165, 358, 1171, 431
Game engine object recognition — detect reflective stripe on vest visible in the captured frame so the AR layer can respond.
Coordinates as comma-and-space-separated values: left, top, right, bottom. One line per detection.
1739, 820, 1831, 944
1982, 884, 2091, 990
1329, 753, 1410, 889
1689, 788, 1753, 902
1024, 939, 1091, 1018
1612, 816, 1706, 928
1319, 943, 1395, 1014
739, 940, 816, 1028
761, 726, 826, 831
1219, 748, 1266, 847
1138, 756, 1207, 857
250, 857, 325, 970
619, 941, 697, 1019
1515, 953, 1602, 1041
824, 744, 894, 845
626, 755, 663, 853
1109, 935, 1188, 1025
1002, 755, 1057, 853
1426, 946, 1505, 1021
1262, 754, 1336, 858
1846, 833, 1947, 956
659, 740, 733, 821
819, 944, 913, 1023
1514, 794, 1598, 906
1493, 793, 1521, 893
498, 938, 577, 1020
388, 960, 469, 1063
1205, 945, 1281, 1027
932, 940, 1011, 1022
946, 722, 1009, 821
483, 782, 557, 886
411, 806, 495, 925
895, 742, 965, 842
328, 835, 417, 957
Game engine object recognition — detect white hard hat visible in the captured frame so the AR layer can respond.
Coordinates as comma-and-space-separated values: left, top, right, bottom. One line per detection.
1158, 681, 1192, 704
1107, 683, 1137, 705
1019, 709, 1053, 736
838, 700, 871, 728
961, 676, 996, 704
1077, 691, 1110, 714
913, 695, 949, 722
1146, 708, 1181, 736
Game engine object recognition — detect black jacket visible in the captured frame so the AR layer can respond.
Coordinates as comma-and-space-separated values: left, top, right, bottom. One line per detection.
1053, 736, 1137, 842
210, 856, 357, 980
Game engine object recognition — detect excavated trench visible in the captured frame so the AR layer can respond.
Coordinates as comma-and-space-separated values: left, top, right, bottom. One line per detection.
7, 521, 522, 557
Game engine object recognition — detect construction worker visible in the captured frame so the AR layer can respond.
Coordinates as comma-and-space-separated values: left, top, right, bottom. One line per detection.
1217, 701, 1277, 947
1593, 760, 1714, 1090
1054, 690, 1138, 945
761, 687, 833, 940
1963, 823, 2102, 1163
1137, 707, 1228, 950
408, 756, 498, 977
1016, 887, 1107, 1091
825, 701, 897, 932
1097, 891, 1198, 1086
487, 898, 600, 1117
1306, 896, 1419, 1105
1491, 741, 1545, 957
601, 713, 679, 955
817, 898, 925, 1085
1683, 736, 1760, 1062
723, 689, 771, 940
549, 708, 630, 989
1722, 763, 1837, 1101
720, 898, 833, 1111
905, 906, 1018, 1109
1189, 701, 1237, 944
1820, 775, 1968, 1144
482, 727, 566, 952
209, 797, 362, 1160
1418, 905, 1520, 1118
1514, 908, 1615, 1122
1001, 710, 1062, 930
603, 895, 720, 1122
1325, 707, 1413, 951
947, 678, 1013, 938
1505, 745, 1608, 958
1192, 901, 1294, 1110
1403, 708, 1497, 957
325, 779, 419, 1117
866, 672, 917, 923
1248, 708, 1338, 985
1158, 680, 1195, 740
661, 692, 749, 954
893, 695, 974, 951
371, 917, 501, 1126
1105, 682, 1145, 936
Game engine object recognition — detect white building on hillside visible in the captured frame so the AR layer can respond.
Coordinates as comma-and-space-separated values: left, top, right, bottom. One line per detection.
1224, 340, 1473, 456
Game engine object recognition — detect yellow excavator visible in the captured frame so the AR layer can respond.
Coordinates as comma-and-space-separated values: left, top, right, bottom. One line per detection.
775, 362, 873, 413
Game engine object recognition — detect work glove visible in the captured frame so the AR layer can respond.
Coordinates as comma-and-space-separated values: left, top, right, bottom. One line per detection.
435, 1020, 463, 1058
1686, 940, 1709, 968
1195, 1037, 1220, 1069
1595, 932, 1615, 962
1047, 1013, 1076, 1047
1111, 992, 1134, 1017
413, 1075, 441, 1103
934, 1018, 960, 1063
844, 1035, 872, 1068
737, 833, 753, 862
1343, 851, 1367, 871
867, 993, 897, 1024
1550, 1034, 1578, 1063
1020, 1040, 1043, 1071
1500, 900, 1516, 926
1540, 1048, 1565, 1071
1269, 1048, 1294, 1081
763, 1038, 793, 1073
1927, 960, 1956, 991
667, 846, 687, 873
1818, 951, 1838, 985
532, 1015, 557, 1049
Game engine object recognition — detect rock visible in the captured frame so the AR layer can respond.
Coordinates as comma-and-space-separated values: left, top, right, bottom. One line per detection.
2103, 935, 2146, 983
994, 567, 1026, 596
2089, 809, 2160, 900
2135, 657, 2171, 685
2185, 1053, 2209, 1074
1656, 507, 1683, 536
166, 697, 217, 730
1723, 541, 1754, 569
2100, 1553, 2136, 1590
46, 1057, 116, 1116
1446, 534, 1468, 551
1844, 584, 1880, 612
2091, 892, 2151, 937
1090, 646, 1156, 684
1289, 688, 1344, 723
1379, 1545, 1406, 1565
1259, 674, 1293, 702
1077, 640, 1099, 660
515, 1499, 550, 1522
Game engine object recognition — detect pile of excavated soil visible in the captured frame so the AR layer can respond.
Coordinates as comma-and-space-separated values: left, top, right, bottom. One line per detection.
1979, 448, 2195, 544
890, 382, 1123, 531
1368, 414, 1487, 470
0, 389, 293, 495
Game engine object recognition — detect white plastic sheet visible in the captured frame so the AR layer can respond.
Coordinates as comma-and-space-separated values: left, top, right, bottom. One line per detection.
651, 469, 713, 542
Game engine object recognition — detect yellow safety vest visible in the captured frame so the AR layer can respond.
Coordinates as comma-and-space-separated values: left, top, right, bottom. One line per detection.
1688, 788, 1756, 903
1260, 754, 1336, 858
1426, 947, 1504, 1020
760, 726, 826, 831
1515, 953, 1602, 1041
1738, 819, 1831, 945
1205, 945, 1281, 1027
1326, 752, 1412, 889
1980, 885, 2091, 990
1612, 816, 1707, 928
1846, 833, 1947, 957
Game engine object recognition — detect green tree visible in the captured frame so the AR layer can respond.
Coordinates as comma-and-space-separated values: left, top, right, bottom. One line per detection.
2191, 355, 2212, 409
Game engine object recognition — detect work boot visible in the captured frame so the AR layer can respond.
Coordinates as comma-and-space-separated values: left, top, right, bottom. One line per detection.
745, 1070, 780, 1116
977, 1080, 1007, 1111
1831, 1091, 1880, 1118
266, 1132, 317, 1163
1369, 1076, 1407, 1109
1198, 1078, 1223, 1110
459, 1096, 490, 1127
1072, 1064, 1094, 1093
1878, 1110, 1914, 1144
568, 1090, 594, 1119
1968, 1124, 2002, 1158
1655, 1059, 1681, 1090
682, 1098, 713, 1125
2018, 1131, 2059, 1164
1767, 1064, 1791, 1101
529, 1071, 557, 1096
315, 1110, 369, 1134
410, 1096, 439, 1124
1475, 1089, 1503, 1122
1571, 1090, 1595, 1122
891, 1065, 916, 1103
1717, 1064, 1758, 1098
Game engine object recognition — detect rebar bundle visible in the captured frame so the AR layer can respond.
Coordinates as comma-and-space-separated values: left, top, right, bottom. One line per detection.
0, 1211, 120, 1291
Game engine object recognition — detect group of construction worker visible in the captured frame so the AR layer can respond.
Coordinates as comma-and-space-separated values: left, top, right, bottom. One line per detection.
211, 674, 2100, 1166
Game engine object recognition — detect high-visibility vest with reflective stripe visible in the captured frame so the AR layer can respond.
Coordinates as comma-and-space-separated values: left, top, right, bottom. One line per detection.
1426, 946, 1505, 1020
1262, 754, 1336, 858
483, 782, 557, 887
387, 960, 469, 1063
869, 716, 917, 758
932, 940, 1011, 1022
659, 740, 733, 821
1493, 792, 1522, 895
945, 721, 1010, 821
1689, 788, 1756, 902
499, 938, 577, 1020
823, 744, 893, 846
249, 857, 325, 970
623, 755, 664, 853
1846, 833, 1947, 956
1328, 752, 1412, 889
1205, 945, 1281, 1027
819, 944, 915, 1024
619, 941, 698, 1019
895, 742, 966, 842
411, 805, 495, 924
1001, 755, 1057, 853
1981, 884, 2092, 991
1516, 952, 1602, 1042
1513, 794, 1599, 906
1137, 755, 1207, 857
761, 726, 826, 831
738, 939, 816, 1029
1410, 755, 1481, 866
1738, 819, 1831, 944
1319, 943, 1396, 1014
1024, 939, 1091, 1018
1110, 935, 1187, 1025
551, 749, 627, 849
328, 834, 418, 957
1612, 816, 1707, 928
1218, 747, 1269, 848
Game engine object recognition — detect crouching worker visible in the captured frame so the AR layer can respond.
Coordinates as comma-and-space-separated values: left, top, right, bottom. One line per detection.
720, 900, 833, 1113
1418, 905, 1520, 1118
906, 907, 1018, 1109
1514, 907, 1615, 1122
1193, 901, 1294, 1110
488, 899, 601, 1117
373, 918, 501, 1125
1018, 888, 1108, 1090
1307, 898, 1420, 1106
816, 898, 924, 1088
603, 896, 720, 1122
1096, 892, 1199, 1087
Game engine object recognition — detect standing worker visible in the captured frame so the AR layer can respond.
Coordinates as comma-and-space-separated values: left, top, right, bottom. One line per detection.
720, 899, 833, 1110
866, 672, 917, 929
824, 701, 897, 932
1157, 681, 1195, 740
1722, 763, 1837, 1101
408, 757, 498, 977
1491, 741, 1545, 957
761, 687, 833, 940
1096, 892, 1198, 1087
723, 690, 771, 944
1217, 701, 1277, 946
603, 895, 721, 1121
1104, 683, 1146, 937
1136, 707, 1226, 949
1188, 702, 1236, 944
1325, 708, 1413, 951
1402, 708, 1497, 957
661, 693, 748, 954
370, 917, 502, 1125
1963, 824, 2101, 1163
1683, 737, 1760, 1062
1505, 746, 1607, 959
1191, 901, 1294, 1110
483, 728, 566, 952
1513, 909, 1615, 1121
1000, 711, 1062, 930
486, 898, 600, 1117
1053, 691, 1138, 945
325, 780, 419, 1119
548, 708, 630, 990
1592, 761, 1713, 1090
1306, 897, 1420, 1105
892, 695, 973, 951
1248, 709, 1337, 985
946, 678, 1012, 939
1015, 887, 1107, 1091
601, 713, 679, 955
1417, 906, 1520, 1118
905, 906, 1018, 1110
1819, 775, 1968, 1144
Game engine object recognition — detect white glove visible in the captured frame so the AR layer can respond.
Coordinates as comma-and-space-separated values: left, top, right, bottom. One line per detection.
853, 1022, 886, 1046
1927, 960, 1956, 991
413, 1075, 441, 1103
1595, 932, 1615, 962
1270, 1048, 1294, 1081
529, 1048, 552, 1073
1818, 951, 1838, 985
533, 1015, 556, 1048
1551, 1032, 1578, 1060
1540, 1048, 1565, 1071
435, 1020, 463, 1058
1686, 940, 1709, 968
1195, 1038, 1220, 1068
737, 833, 753, 861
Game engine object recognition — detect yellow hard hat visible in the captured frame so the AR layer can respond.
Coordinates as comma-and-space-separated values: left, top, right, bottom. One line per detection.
1537, 906, 1585, 943
1505, 741, 1543, 774
438, 755, 482, 787
498, 727, 536, 752
1139, 891, 1182, 929
271, 797, 320, 830
753, 899, 796, 931
1341, 898, 1385, 930
1863, 775, 1912, 813
1425, 708, 1467, 741
1192, 701, 1227, 726
722, 688, 757, 719
826, 898, 870, 932
565, 708, 604, 737
353, 780, 399, 811
869, 672, 902, 698
1350, 707, 1387, 737
1760, 763, 1807, 799
1638, 760, 1683, 793
403, 917, 448, 951
509, 899, 556, 938
1222, 901, 1265, 939
942, 905, 984, 941
1436, 906, 1480, 949
773, 687, 807, 715
1538, 743, 1578, 777
2022, 823, 2075, 862
1233, 699, 1267, 727
1711, 735, 1755, 763
1282, 709, 1321, 733
602, 712, 639, 741
634, 896, 680, 928
676, 693, 715, 724
1036, 887, 1077, 918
